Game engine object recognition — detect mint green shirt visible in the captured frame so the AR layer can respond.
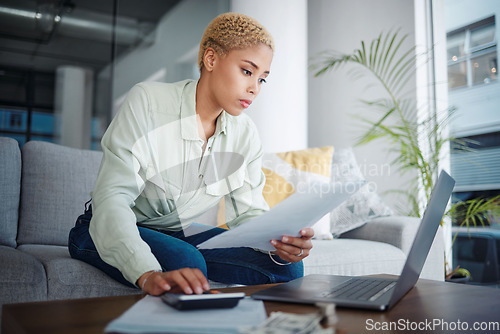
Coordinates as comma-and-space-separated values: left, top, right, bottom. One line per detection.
89, 80, 269, 284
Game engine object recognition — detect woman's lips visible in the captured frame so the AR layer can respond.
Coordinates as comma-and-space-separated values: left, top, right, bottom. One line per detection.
240, 99, 252, 108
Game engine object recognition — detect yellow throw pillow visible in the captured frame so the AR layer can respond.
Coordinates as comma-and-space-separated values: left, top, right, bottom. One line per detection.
276, 146, 333, 177
261, 146, 334, 240
261, 168, 294, 208
262, 146, 333, 208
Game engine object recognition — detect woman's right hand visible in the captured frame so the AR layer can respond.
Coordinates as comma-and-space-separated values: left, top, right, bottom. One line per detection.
137, 268, 210, 296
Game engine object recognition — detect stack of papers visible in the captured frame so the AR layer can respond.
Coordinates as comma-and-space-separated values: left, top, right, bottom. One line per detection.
105, 295, 267, 333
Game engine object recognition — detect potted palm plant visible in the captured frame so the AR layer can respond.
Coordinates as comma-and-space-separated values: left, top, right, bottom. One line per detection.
311, 30, 500, 277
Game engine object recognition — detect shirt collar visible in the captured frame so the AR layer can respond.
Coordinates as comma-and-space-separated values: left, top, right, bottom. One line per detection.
214, 111, 228, 136
180, 80, 228, 140
180, 80, 199, 141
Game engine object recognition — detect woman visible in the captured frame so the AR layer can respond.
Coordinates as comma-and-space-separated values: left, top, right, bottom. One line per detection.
69, 12, 314, 296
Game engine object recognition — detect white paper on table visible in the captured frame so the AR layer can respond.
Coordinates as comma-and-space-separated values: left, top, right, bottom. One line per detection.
197, 181, 365, 251
105, 295, 267, 334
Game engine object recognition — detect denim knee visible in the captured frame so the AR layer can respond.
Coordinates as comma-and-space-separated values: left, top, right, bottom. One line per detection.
282, 261, 304, 281
201, 246, 305, 285
138, 227, 208, 277
164, 244, 208, 277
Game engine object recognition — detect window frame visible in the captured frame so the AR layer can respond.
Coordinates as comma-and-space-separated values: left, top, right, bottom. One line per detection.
447, 16, 497, 90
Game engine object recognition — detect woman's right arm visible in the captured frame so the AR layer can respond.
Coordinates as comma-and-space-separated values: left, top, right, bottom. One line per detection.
90, 84, 209, 295
89, 84, 164, 287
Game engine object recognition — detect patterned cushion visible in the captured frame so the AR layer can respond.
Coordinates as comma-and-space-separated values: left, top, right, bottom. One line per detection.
330, 148, 393, 237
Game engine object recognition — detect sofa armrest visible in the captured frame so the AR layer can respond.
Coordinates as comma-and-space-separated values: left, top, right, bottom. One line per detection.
339, 216, 420, 254
339, 216, 445, 281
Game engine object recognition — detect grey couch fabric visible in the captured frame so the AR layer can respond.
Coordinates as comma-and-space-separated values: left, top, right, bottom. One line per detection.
0, 138, 445, 330
0, 137, 20, 248
0, 245, 46, 330
0, 245, 46, 303
340, 216, 445, 280
17, 141, 103, 246
0, 140, 139, 330
18, 244, 137, 300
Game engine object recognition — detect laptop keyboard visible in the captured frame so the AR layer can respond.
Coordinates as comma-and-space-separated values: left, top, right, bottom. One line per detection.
321, 278, 396, 302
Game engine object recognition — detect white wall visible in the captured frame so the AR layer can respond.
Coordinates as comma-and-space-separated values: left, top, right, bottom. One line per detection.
308, 0, 418, 212
231, 0, 308, 153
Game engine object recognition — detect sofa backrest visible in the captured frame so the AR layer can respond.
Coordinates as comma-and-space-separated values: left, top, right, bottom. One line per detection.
0, 137, 21, 248
17, 141, 103, 246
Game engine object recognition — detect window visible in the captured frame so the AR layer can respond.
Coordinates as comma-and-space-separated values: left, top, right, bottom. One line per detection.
9, 112, 26, 129
447, 17, 497, 90
452, 233, 500, 284
445, 14, 500, 228
0, 68, 55, 146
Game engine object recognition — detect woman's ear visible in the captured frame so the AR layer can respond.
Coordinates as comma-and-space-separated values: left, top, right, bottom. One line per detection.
203, 48, 217, 72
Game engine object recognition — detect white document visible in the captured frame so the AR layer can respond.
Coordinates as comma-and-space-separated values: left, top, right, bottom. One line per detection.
105, 295, 267, 334
197, 181, 365, 251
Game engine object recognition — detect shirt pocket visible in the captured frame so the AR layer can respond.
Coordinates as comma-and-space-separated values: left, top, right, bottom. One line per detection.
204, 152, 246, 196
141, 162, 182, 201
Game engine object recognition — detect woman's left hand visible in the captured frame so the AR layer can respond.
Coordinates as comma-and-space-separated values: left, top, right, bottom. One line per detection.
270, 227, 314, 263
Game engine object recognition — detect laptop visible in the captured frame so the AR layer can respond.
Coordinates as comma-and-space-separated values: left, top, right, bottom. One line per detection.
251, 170, 455, 311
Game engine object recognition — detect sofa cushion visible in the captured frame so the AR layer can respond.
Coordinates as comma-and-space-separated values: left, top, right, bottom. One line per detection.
18, 141, 103, 246
18, 245, 140, 300
304, 239, 406, 276
260, 146, 335, 240
0, 245, 46, 306
0, 137, 21, 247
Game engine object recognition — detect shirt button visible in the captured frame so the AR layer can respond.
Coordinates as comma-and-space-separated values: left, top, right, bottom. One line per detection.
208, 146, 211, 150
199, 174, 203, 179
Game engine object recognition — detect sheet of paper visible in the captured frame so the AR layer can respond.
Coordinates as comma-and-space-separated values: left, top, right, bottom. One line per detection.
105, 295, 267, 334
197, 181, 365, 251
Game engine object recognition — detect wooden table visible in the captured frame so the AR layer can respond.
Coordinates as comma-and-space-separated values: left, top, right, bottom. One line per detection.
2, 277, 500, 334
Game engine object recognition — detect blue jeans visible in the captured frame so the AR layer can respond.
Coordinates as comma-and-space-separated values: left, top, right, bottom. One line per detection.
68, 206, 303, 288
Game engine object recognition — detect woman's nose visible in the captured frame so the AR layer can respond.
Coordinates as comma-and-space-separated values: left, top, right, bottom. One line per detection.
247, 80, 259, 95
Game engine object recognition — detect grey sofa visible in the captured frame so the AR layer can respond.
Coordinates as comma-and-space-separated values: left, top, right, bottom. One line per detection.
0, 137, 444, 327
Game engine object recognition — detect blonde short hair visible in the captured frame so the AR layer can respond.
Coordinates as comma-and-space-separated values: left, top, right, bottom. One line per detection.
198, 12, 274, 71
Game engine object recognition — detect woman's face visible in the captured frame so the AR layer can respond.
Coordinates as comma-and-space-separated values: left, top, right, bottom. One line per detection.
209, 44, 273, 116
